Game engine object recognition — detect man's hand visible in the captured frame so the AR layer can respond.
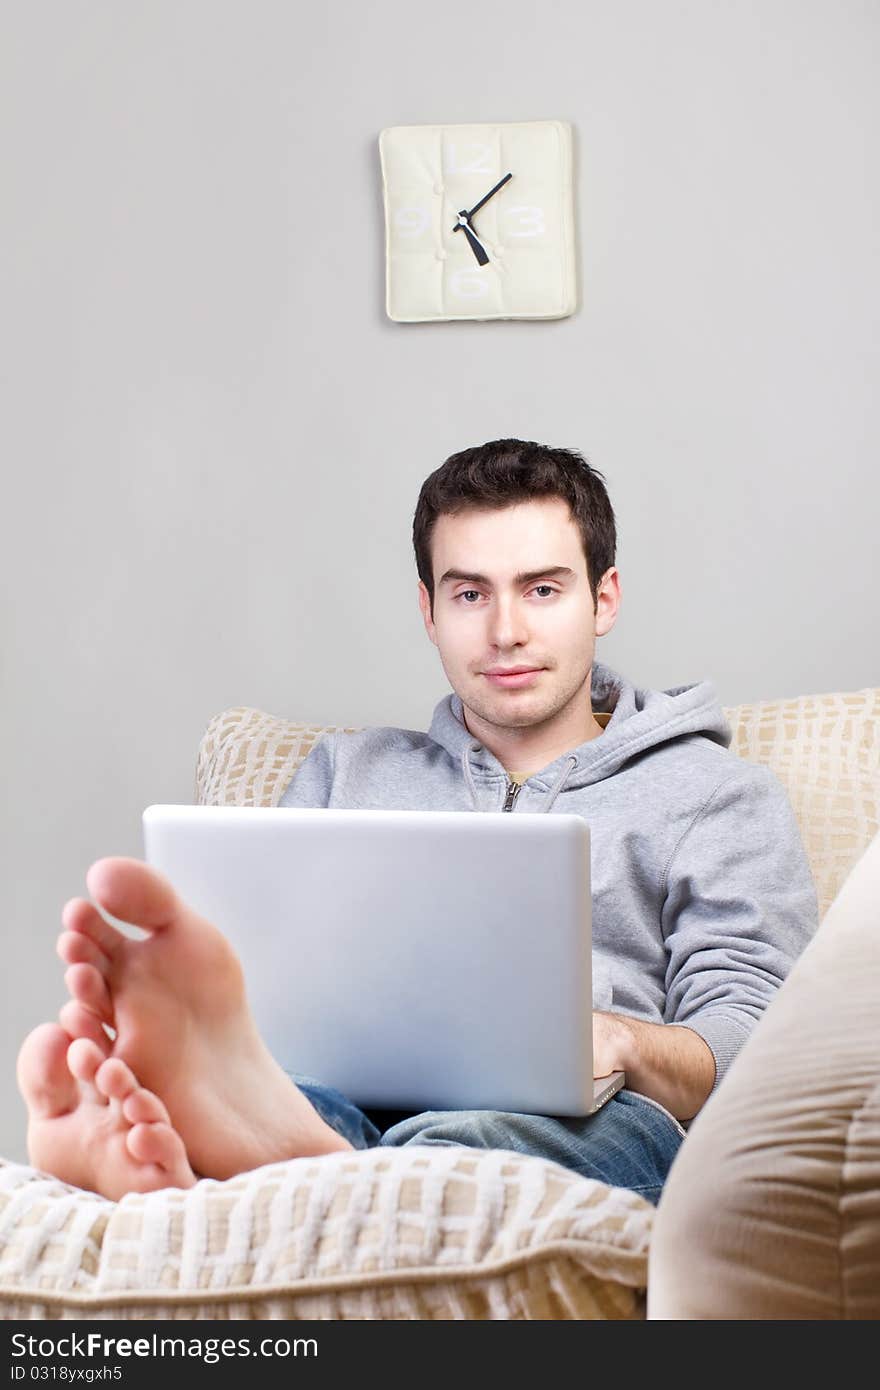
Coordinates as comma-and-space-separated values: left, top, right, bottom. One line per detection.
592, 1010, 631, 1079
592, 1011, 717, 1123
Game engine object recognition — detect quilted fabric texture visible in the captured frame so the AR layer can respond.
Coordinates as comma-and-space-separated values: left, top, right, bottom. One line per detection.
197, 686, 880, 923
0, 1147, 652, 1319
379, 121, 576, 322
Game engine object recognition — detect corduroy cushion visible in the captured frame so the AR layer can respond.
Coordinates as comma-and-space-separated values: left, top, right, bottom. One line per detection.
647, 828, 880, 1319
0, 1146, 652, 1320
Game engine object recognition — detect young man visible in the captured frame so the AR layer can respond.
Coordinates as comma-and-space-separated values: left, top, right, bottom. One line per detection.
17, 439, 818, 1206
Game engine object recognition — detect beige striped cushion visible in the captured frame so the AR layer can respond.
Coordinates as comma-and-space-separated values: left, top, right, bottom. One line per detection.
197, 687, 880, 922
0, 1147, 652, 1319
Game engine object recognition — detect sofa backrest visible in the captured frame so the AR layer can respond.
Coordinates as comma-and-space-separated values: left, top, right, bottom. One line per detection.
196, 687, 879, 923
723, 687, 878, 919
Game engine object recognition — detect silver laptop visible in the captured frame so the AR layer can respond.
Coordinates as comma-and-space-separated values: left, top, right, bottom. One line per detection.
142, 805, 625, 1117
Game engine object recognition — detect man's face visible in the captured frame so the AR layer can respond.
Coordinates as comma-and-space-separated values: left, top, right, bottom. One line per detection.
417, 498, 618, 737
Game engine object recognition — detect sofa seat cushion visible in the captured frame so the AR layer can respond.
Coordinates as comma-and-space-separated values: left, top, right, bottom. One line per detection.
0, 1146, 653, 1320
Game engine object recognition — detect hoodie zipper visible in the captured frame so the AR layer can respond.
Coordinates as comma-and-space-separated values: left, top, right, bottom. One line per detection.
502, 779, 523, 812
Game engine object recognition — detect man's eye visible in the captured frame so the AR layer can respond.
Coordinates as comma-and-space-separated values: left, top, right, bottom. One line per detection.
455, 586, 557, 603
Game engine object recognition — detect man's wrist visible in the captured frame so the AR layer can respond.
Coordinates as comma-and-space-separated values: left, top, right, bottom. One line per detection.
609, 1014, 716, 1120
612, 1012, 638, 1071
592, 1010, 638, 1071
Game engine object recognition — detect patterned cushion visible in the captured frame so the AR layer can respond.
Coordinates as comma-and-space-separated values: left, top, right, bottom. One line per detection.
723, 687, 879, 920
196, 708, 361, 812
0, 1147, 652, 1319
196, 687, 880, 922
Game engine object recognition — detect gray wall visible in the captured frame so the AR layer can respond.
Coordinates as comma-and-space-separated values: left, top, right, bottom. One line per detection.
2, 0, 877, 1161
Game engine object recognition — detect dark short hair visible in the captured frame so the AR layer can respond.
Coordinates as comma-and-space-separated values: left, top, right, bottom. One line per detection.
412, 438, 617, 617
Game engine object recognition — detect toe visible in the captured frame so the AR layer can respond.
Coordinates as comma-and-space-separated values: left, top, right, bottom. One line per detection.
85, 857, 180, 936
123, 1087, 171, 1127
61, 898, 123, 958
93, 1057, 138, 1104
58, 1001, 113, 1052
127, 1120, 195, 1185
66, 1037, 108, 1086
64, 963, 113, 1024
57, 929, 111, 975
17, 1023, 79, 1119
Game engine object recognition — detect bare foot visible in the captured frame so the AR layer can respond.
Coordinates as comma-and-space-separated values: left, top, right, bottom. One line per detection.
18, 1022, 197, 1201
53, 857, 352, 1179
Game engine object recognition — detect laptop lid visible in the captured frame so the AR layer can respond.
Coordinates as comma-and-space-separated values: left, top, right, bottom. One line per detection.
142, 805, 624, 1116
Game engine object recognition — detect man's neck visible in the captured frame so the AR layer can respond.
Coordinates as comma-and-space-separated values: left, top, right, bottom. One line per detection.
460, 704, 606, 775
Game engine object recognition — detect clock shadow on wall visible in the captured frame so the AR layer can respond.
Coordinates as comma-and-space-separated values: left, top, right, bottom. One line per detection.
376, 119, 581, 326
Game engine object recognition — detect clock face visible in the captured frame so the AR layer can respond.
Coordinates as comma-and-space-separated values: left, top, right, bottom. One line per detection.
379, 120, 577, 323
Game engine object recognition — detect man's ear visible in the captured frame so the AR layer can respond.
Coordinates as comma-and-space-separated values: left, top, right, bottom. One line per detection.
418, 581, 437, 642
595, 568, 622, 638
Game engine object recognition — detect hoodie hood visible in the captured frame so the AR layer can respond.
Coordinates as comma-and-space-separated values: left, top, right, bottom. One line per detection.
427, 659, 732, 811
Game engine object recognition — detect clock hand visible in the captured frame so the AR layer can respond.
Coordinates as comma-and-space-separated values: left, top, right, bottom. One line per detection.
451, 172, 513, 265
453, 213, 491, 266
465, 171, 513, 220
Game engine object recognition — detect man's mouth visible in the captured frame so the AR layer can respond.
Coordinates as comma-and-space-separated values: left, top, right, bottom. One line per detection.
483, 668, 543, 689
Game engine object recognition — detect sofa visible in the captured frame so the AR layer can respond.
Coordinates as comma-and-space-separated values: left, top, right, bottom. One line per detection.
0, 684, 877, 1320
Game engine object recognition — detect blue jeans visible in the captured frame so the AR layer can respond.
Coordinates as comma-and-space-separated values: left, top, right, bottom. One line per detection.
288, 1073, 686, 1207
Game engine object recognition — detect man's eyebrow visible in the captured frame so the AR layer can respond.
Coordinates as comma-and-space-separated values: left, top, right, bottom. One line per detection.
438, 566, 576, 587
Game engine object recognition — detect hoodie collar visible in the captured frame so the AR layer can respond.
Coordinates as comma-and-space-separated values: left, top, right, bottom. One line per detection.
429, 659, 732, 810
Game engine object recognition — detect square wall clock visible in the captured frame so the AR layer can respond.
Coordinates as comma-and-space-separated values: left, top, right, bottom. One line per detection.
379, 120, 577, 323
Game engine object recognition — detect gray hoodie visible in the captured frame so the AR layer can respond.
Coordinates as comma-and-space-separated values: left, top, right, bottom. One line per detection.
279, 660, 818, 1099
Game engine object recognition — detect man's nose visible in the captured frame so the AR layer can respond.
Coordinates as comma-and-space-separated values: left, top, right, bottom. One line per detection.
487, 597, 530, 647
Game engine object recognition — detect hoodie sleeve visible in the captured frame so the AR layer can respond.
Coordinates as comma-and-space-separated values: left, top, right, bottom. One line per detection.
277, 733, 336, 808
660, 763, 818, 1098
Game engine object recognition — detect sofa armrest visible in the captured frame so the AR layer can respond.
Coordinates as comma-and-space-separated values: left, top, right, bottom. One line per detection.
647, 830, 880, 1319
